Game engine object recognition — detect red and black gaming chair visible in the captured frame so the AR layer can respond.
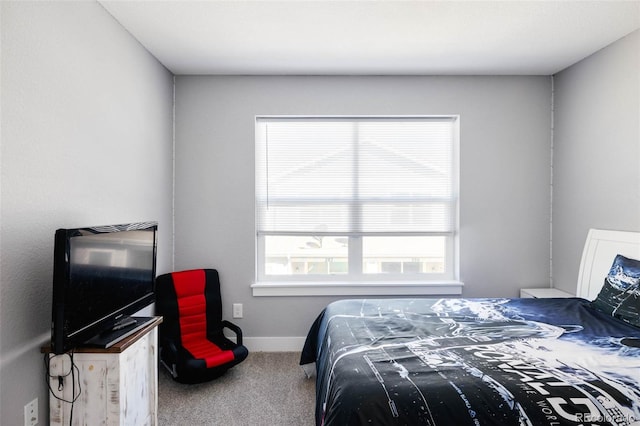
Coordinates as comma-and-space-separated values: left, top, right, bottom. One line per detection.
155, 269, 248, 384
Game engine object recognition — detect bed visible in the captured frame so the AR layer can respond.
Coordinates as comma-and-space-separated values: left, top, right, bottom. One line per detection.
300, 229, 640, 425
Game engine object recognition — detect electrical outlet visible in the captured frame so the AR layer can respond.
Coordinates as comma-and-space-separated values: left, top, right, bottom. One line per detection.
24, 398, 38, 426
232, 303, 243, 318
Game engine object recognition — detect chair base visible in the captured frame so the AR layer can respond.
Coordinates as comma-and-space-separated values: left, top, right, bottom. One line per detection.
160, 355, 243, 384
160, 358, 179, 379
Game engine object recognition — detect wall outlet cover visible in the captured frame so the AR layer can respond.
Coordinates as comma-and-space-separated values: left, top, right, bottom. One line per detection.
24, 398, 38, 426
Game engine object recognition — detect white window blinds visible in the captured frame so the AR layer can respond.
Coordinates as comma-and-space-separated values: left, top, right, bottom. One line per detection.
256, 116, 457, 236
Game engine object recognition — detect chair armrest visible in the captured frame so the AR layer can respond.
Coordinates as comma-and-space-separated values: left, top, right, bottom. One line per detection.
221, 320, 243, 346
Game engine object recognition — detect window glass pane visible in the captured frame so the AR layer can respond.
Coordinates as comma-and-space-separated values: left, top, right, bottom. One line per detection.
265, 235, 348, 275
362, 236, 445, 274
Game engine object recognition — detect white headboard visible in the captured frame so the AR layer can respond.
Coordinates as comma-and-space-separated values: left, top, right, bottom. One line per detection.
576, 228, 640, 300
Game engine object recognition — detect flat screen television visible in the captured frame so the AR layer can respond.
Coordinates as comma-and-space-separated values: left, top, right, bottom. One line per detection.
51, 221, 158, 354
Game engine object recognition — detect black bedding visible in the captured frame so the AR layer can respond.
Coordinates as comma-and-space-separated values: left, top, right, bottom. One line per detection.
300, 298, 640, 426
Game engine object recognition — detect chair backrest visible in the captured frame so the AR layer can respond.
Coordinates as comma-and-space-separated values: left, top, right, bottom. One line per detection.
156, 269, 224, 344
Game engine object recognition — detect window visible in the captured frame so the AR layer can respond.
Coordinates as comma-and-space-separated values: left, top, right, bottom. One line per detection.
254, 116, 460, 296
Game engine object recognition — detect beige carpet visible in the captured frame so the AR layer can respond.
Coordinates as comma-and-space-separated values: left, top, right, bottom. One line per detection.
158, 352, 316, 425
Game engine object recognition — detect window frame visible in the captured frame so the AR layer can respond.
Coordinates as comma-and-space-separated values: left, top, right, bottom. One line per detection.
253, 115, 461, 296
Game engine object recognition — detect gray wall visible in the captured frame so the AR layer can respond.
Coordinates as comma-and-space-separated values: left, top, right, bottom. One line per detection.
552, 30, 640, 294
0, 2, 174, 424
174, 75, 552, 340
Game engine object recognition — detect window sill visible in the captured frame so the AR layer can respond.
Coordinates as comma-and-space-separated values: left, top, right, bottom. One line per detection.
251, 280, 464, 297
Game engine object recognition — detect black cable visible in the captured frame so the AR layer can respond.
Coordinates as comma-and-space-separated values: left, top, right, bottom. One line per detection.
69, 351, 78, 426
44, 351, 81, 425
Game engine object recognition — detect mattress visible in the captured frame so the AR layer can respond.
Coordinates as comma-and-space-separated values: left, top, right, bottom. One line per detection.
300, 297, 640, 425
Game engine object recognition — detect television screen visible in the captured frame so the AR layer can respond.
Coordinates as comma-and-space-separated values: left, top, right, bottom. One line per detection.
51, 222, 157, 354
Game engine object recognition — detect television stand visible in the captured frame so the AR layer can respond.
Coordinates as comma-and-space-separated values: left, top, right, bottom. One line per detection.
84, 316, 155, 349
43, 316, 162, 426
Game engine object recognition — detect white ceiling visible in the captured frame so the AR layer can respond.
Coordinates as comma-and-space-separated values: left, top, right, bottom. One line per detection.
99, 0, 640, 76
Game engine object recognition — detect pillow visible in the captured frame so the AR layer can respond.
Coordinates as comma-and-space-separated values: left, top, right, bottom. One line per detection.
591, 254, 640, 326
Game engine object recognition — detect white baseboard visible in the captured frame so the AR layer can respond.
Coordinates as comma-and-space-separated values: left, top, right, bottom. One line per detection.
242, 336, 307, 352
